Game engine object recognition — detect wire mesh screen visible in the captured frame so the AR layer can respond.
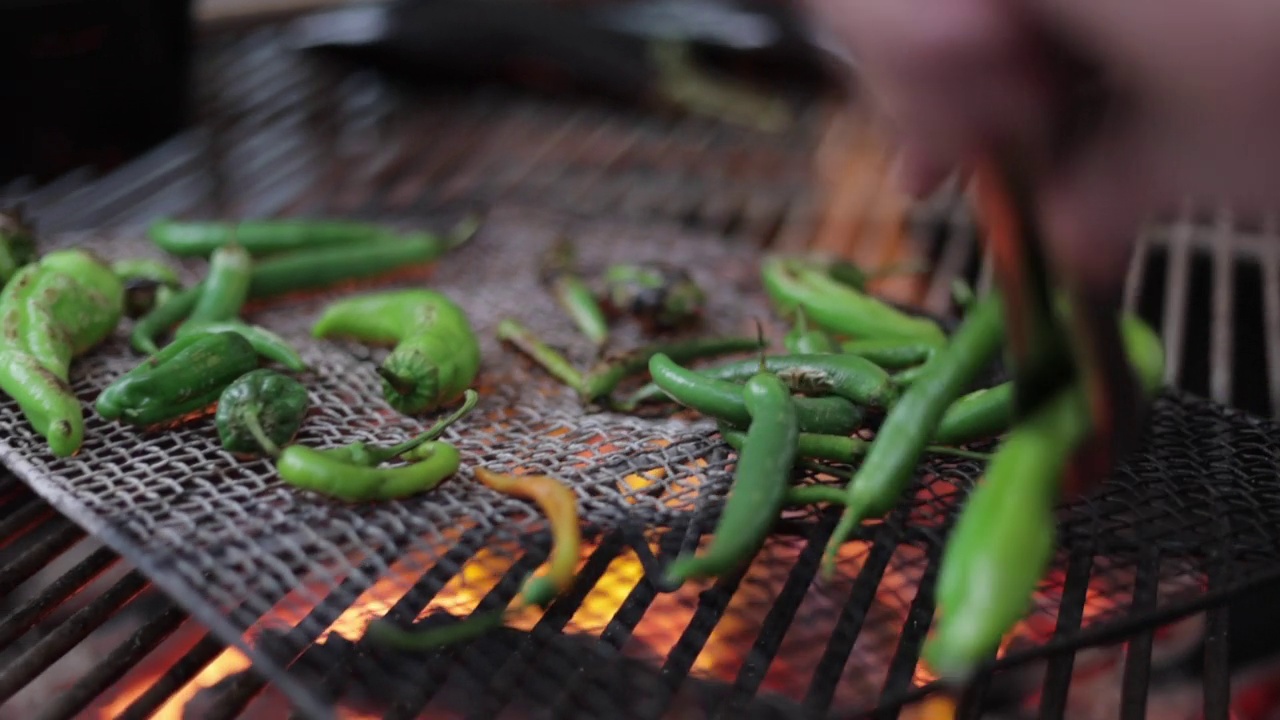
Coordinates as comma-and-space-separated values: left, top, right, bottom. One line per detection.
5, 23, 1280, 720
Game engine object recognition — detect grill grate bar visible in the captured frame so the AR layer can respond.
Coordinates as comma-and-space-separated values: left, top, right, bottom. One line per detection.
720, 514, 841, 715
1123, 231, 1152, 314
0, 499, 55, 549
543, 528, 683, 719
953, 658, 997, 720
1037, 551, 1095, 720
0, 520, 85, 591
481, 530, 625, 719
382, 530, 489, 626
0, 571, 148, 704
1260, 219, 1280, 418
117, 590, 299, 720
877, 542, 945, 717
1160, 213, 1195, 385
803, 520, 903, 715
1210, 211, 1237, 404
1203, 605, 1231, 720
1118, 549, 1160, 720
645, 556, 753, 719
200, 559, 397, 720
396, 545, 552, 720
0, 546, 119, 650
117, 633, 228, 720
33, 599, 189, 720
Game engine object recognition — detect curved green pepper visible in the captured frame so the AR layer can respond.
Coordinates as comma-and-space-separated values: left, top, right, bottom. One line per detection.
175, 320, 307, 372
96, 331, 259, 427
312, 289, 480, 415
216, 369, 310, 456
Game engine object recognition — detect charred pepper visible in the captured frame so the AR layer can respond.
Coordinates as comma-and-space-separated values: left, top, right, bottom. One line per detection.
216, 369, 310, 457
95, 331, 259, 427
0, 208, 39, 287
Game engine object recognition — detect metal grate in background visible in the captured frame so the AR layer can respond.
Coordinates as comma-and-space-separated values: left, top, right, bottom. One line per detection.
0, 22, 1279, 720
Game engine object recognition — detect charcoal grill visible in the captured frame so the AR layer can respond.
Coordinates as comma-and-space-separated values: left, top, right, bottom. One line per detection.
2, 16, 1280, 720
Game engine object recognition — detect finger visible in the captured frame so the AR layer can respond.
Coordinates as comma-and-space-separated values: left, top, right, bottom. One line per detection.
809, 0, 1059, 172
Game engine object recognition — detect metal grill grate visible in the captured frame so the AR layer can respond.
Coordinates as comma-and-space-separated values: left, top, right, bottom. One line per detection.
1, 22, 1279, 720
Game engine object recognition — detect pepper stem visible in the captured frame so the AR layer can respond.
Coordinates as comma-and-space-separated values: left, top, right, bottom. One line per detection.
376, 388, 479, 463
497, 318, 587, 393
240, 407, 281, 458
376, 366, 417, 397
754, 319, 767, 375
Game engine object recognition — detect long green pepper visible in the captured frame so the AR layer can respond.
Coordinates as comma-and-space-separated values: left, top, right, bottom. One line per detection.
148, 214, 480, 258
923, 313, 1166, 679
647, 353, 864, 435
664, 371, 799, 584
822, 294, 1005, 575
186, 243, 251, 324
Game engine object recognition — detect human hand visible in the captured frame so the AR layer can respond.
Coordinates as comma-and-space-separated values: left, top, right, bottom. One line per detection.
807, 0, 1280, 295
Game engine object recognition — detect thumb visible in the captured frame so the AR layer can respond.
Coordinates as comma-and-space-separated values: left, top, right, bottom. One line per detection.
1038, 125, 1160, 302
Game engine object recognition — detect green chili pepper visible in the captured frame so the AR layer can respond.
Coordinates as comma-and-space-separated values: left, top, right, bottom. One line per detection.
95, 331, 259, 427
148, 214, 481, 258
784, 484, 848, 507
923, 314, 1165, 680
186, 243, 252, 324
761, 255, 947, 346
664, 371, 799, 584
932, 384, 1015, 446
496, 318, 586, 392
278, 441, 462, 502
669, 352, 898, 408
0, 349, 84, 457
472, 468, 582, 609
130, 284, 201, 355
175, 320, 307, 372
311, 289, 481, 415
3, 251, 125, 381
784, 310, 838, 354
601, 262, 706, 331
838, 339, 936, 370
717, 425, 991, 463
215, 369, 310, 457
365, 611, 507, 651
579, 336, 760, 402
541, 238, 609, 347
112, 257, 184, 318
648, 353, 864, 434
111, 257, 181, 288
0, 208, 38, 287
822, 294, 1005, 576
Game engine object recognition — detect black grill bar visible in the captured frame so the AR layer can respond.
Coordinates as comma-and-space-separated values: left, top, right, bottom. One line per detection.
117, 633, 228, 720
1037, 551, 1095, 720
33, 599, 189, 720
877, 543, 944, 719
0, 499, 55, 548
803, 520, 904, 715
718, 513, 842, 717
116, 589, 299, 720
393, 544, 552, 720
0, 519, 86, 591
198, 557, 400, 720
0, 571, 148, 704
543, 527, 685, 719
0, 546, 119, 649
1203, 587, 1232, 720
1119, 549, 1160, 720
644, 554, 752, 719
478, 530, 626, 719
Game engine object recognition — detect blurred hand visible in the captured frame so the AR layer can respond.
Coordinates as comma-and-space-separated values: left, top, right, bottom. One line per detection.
807, 0, 1280, 295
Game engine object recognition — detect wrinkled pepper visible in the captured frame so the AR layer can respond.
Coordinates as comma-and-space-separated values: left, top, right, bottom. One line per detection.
175, 320, 307, 372
0, 250, 125, 457
96, 331, 259, 427
0, 208, 39, 287
601, 262, 706, 331
216, 369, 310, 457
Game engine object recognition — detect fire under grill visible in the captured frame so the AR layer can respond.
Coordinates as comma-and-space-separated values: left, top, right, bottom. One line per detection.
3, 20, 1280, 720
